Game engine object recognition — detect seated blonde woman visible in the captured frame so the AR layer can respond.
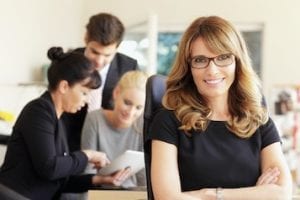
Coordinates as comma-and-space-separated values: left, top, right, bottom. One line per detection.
81, 70, 148, 188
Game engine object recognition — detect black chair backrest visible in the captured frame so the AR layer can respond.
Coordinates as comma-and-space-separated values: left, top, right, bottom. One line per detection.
143, 74, 167, 200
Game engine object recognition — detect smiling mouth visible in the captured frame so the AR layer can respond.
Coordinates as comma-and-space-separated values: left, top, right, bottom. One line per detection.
204, 78, 224, 84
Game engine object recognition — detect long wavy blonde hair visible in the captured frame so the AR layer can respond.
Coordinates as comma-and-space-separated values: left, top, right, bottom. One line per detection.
163, 16, 268, 138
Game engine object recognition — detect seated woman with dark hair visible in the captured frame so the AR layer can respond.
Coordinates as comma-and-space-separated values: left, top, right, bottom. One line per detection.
0, 47, 130, 200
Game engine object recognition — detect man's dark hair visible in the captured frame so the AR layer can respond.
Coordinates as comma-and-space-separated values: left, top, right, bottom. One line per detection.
86, 13, 125, 46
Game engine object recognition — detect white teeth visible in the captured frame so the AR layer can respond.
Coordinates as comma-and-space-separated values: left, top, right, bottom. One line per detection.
205, 78, 223, 84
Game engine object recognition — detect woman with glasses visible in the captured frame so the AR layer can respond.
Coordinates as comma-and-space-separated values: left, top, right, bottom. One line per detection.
146, 16, 292, 200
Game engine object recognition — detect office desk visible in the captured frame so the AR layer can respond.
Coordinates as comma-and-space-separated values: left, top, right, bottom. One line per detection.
88, 190, 147, 200
87, 192, 300, 200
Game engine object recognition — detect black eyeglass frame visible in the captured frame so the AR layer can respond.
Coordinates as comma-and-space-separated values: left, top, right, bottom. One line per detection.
189, 53, 235, 69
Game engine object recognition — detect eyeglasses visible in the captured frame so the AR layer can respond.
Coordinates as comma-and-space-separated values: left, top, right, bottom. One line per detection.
190, 53, 234, 69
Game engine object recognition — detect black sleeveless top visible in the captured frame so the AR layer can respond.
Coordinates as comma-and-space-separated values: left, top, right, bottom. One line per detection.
146, 109, 280, 191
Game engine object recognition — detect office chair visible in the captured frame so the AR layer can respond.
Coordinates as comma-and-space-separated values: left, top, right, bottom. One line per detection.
143, 74, 167, 200
143, 75, 268, 200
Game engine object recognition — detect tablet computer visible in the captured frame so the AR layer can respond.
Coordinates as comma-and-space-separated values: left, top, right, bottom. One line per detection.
98, 150, 145, 176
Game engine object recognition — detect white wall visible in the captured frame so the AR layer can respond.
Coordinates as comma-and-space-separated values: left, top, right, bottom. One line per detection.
83, 0, 300, 100
0, 0, 85, 85
0, 0, 299, 101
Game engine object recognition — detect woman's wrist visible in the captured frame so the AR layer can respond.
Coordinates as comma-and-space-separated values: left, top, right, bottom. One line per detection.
216, 187, 223, 200
92, 175, 102, 185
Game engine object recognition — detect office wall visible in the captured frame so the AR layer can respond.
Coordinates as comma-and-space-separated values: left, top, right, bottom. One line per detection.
0, 0, 85, 85
0, 0, 299, 98
83, 0, 300, 98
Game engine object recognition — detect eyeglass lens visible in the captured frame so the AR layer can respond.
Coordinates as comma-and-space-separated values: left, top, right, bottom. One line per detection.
191, 53, 233, 69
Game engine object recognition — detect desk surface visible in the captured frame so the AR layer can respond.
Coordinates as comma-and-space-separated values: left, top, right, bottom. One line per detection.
87, 192, 300, 200
88, 190, 147, 200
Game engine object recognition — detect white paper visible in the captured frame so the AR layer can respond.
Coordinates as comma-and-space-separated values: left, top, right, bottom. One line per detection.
98, 150, 145, 176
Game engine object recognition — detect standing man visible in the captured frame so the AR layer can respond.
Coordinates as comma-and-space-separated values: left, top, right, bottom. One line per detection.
63, 13, 138, 151
78, 12, 138, 110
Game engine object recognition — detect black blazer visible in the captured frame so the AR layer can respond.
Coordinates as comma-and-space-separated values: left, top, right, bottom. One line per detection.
0, 92, 94, 200
73, 47, 139, 109
102, 51, 138, 109
63, 48, 138, 151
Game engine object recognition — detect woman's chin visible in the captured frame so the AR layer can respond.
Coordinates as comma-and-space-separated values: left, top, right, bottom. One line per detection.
119, 119, 132, 128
